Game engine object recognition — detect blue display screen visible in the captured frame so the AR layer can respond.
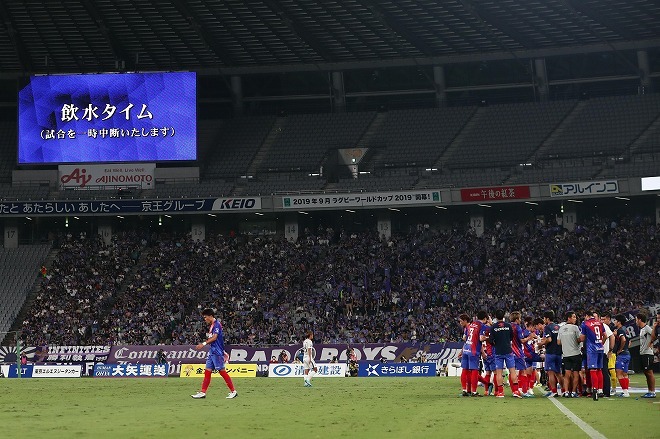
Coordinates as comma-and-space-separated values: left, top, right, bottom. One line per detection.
18, 72, 196, 164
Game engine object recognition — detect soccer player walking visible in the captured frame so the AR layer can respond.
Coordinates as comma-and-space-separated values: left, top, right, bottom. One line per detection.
191, 308, 238, 399
303, 331, 318, 387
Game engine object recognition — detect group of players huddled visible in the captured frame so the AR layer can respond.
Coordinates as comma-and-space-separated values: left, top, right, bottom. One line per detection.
458, 309, 658, 399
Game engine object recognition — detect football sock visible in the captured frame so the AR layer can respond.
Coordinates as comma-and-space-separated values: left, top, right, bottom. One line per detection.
470, 370, 479, 393
589, 370, 599, 392
461, 369, 468, 392
620, 378, 629, 390
520, 374, 528, 393
201, 369, 212, 393
219, 369, 235, 392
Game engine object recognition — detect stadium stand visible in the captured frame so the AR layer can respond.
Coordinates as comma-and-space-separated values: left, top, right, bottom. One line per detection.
17, 215, 660, 347
371, 107, 476, 168
539, 94, 660, 159
203, 116, 276, 179
239, 173, 326, 196
258, 112, 376, 172
0, 120, 16, 185
444, 100, 577, 169
0, 244, 51, 343
149, 180, 235, 199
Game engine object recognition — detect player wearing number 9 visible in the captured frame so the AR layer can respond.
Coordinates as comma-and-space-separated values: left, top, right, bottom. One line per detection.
579, 310, 606, 400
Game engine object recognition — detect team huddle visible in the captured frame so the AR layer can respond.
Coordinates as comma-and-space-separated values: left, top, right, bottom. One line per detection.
458, 309, 658, 399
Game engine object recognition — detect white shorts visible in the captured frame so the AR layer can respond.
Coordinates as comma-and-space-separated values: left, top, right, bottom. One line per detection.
303, 357, 316, 370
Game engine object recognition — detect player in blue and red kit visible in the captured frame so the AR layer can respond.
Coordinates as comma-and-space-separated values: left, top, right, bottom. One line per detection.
510, 311, 533, 396
579, 310, 606, 401
489, 309, 521, 398
460, 311, 486, 396
522, 317, 542, 395
191, 308, 238, 399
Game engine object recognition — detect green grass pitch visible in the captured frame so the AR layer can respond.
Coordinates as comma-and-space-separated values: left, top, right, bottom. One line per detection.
1, 376, 658, 438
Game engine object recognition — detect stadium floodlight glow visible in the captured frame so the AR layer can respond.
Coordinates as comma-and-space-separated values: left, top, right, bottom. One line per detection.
641, 176, 660, 191
298, 211, 309, 215
207, 213, 216, 217
388, 208, 400, 212
477, 204, 492, 208
359, 171, 371, 175
73, 216, 79, 220
25, 217, 32, 221
434, 205, 447, 210
614, 196, 630, 201
425, 168, 438, 172
567, 199, 583, 203
164, 214, 172, 218
117, 215, 124, 219
255, 212, 264, 216
345, 209, 356, 213
524, 201, 538, 205
308, 173, 320, 177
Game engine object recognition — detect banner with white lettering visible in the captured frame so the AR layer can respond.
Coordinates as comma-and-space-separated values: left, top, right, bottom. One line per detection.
93, 363, 169, 378
59, 163, 155, 190
358, 362, 436, 377
549, 180, 619, 197
211, 197, 262, 211
268, 363, 346, 378
282, 190, 441, 209
107, 342, 463, 374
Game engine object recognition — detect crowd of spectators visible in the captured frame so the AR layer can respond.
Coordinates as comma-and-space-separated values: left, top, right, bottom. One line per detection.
19, 214, 660, 347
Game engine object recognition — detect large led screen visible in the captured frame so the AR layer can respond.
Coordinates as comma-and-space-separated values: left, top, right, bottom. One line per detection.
18, 72, 196, 164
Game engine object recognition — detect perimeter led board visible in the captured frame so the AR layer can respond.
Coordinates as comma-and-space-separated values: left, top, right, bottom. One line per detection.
18, 72, 196, 164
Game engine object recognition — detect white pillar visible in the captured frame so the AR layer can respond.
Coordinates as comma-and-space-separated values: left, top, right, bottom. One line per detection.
377, 213, 391, 241
97, 220, 112, 245
4, 221, 18, 248
285, 217, 299, 242
562, 206, 576, 232
469, 214, 484, 237
191, 221, 206, 242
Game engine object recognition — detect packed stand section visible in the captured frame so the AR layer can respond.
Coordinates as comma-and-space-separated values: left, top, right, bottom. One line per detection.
20, 215, 660, 347
20, 232, 143, 346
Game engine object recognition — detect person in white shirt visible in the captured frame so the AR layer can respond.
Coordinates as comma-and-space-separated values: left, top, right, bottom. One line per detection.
303, 331, 318, 387
636, 313, 656, 398
596, 311, 615, 397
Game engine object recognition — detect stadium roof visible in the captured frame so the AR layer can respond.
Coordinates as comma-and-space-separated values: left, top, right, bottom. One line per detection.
0, 0, 659, 75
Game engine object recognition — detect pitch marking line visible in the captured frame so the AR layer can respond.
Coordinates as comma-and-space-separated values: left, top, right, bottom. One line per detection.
547, 397, 607, 439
